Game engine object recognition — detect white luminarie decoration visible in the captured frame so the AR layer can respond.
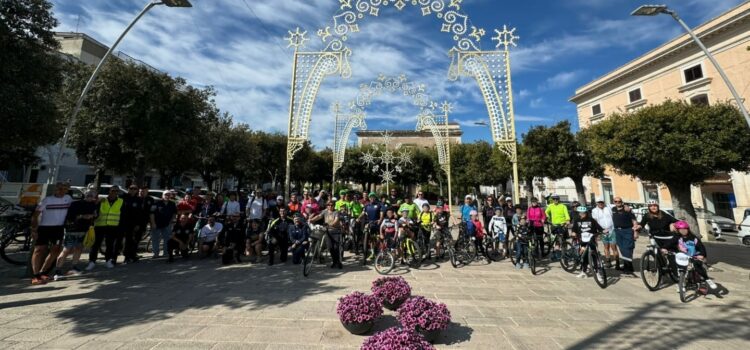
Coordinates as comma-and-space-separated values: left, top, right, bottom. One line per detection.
361, 131, 413, 193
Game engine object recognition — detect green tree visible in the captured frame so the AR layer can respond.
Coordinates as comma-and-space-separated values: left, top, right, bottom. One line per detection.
0, 0, 63, 168
583, 101, 750, 234
522, 121, 604, 203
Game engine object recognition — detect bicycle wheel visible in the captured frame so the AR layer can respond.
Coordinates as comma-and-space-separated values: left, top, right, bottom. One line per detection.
529, 251, 537, 275
640, 250, 661, 291
404, 239, 421, 268
303, 244, 313, 277
665, 255, 679, 283
375, 251, 395, 275
508, 237, 517, 265
678, 270, 690, 303
591, 249, 608, 289
541, 233, 551, 257
362, 228, 370, 266
559, 240, 578, 273
448, 246, 459, 268
465, 239, 477, 263
485, 240, 502, 262
1, 228, 31, 265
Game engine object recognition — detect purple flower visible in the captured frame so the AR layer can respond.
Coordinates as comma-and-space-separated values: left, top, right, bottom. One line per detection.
336, 291, 384, 324
396, 296, 451, 332
361, 327, 435, 350
371, 276, 412, 304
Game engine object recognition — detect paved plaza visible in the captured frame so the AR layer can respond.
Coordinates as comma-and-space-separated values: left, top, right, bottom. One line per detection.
0, 240, 748, 350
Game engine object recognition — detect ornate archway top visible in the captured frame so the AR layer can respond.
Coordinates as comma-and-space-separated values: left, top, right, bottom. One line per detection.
316, 0, 488, 52
349, 73, 440, 115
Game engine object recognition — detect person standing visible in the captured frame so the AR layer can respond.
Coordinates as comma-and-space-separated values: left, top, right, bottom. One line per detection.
526, 198, 546, 258
398, 195, 419, 221
247, 190, 268, 228
88, 185, 124, 270
482, 196, 498, 232
311, 201, 343, 269
287, 192, 302, 215
458, 195, 477, 222
413, 191, 429, 212
220, 192, 241, 217
54, 190, 97, 280
30, 182, 73, 284
612, 197, 638, 276
149, 192, 177, 259
266, 207, 292, 265
591, 198, 619, 269
120, 185, 141, 264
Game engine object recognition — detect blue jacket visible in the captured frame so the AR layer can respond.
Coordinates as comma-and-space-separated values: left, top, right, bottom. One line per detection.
288, 224, 309, 244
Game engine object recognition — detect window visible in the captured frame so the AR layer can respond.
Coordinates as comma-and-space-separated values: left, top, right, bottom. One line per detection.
690, 94, 709, 106
683, 64, 704, 83
628, 88, 642, 103
601, 178, 614, 205
591, 104, 602, 116
642, 182, 659, 202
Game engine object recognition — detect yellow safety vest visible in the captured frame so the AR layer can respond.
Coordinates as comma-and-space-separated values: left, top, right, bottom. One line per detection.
95, 198, 123, 227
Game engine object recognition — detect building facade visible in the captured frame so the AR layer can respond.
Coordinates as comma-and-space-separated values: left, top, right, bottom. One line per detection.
356, 122, 463, 148
570, 3, 750, 228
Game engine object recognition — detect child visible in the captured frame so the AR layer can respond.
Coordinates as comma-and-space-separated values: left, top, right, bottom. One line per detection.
488, 208, 507, 254
512, 207, 524, 227
571, 206, 602, 278
469, 210, 489, 262
515, 217, 530, 269
431, 202, 450, 260
670, 220, 717, 290
398, 208, 415, 240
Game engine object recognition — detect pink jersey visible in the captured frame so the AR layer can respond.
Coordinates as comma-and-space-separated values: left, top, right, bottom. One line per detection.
526, 206, 546, 227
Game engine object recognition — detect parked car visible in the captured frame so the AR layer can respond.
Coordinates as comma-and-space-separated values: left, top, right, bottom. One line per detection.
738, 215, 750, 246
95, 184, 126, 199
67, 187, 85, 201
148, 189, 184, 201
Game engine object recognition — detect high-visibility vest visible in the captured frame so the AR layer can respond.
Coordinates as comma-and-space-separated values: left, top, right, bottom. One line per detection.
96, 198, 123, 227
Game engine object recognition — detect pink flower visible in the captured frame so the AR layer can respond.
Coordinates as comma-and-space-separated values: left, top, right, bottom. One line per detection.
337, 291, 384, 324
371, 276, 412, 304
361, 327, 434, 350
396, 296, 451, 332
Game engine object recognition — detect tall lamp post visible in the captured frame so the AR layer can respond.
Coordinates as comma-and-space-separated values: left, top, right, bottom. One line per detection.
49, 0, 192, 185
632, 4, 750, 129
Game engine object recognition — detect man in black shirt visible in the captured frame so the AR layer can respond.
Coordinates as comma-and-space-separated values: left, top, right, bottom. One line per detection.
121, 185, 141, 264
219, 213, 245, 264
54, 190, 98, 280
266, 207, 293, 265
150, 192, 177, 258
611, 197, 638, 275
168, 214, 193, 262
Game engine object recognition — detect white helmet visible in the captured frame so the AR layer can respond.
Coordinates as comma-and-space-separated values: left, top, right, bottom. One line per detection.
646, 200, 659, 206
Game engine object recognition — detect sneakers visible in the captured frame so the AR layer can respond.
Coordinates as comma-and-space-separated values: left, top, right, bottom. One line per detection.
66, 268, 82, 276
706, 279, 718, 290
106, 260, 114, 269
85, 262, 95, 271
515, 263, 522, 269
522, 263, 529, 269
53, 274, 65, 281
576, 272, 587, 278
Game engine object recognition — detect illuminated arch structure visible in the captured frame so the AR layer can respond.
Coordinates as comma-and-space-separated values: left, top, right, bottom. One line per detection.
283, 0, 520, 204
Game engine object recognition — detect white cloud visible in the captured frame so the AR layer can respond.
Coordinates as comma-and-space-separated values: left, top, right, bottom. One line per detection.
539, 70, 585, 91
529, 97, 545, 108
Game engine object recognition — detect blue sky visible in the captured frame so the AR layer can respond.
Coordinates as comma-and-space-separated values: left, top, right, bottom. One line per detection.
50, 0, 747, 148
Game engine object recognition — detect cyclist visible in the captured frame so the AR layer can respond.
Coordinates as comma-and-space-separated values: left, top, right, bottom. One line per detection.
571, 206, 603, 278
418, 203, 433, 245
266, 207, 293, 266
459, 195, 477, 222
482, 196, 499, 230
514, 216, 531, 269
360, 193, 384, 259
288, 214, 310, 265
663, 220, 717, 290
638, 200, 677, 249
379, 208, 399, 257
591, 198, 618, 269
310, 201, 343, 269
612, 197, 638, 276
526, 198, 547, 258
430, 201, 450, 261
398, 195, 419, 220
335, 190, 351, 212
469, 210, 489, 261
488, 207, 507, 254
544, 194, 570, 261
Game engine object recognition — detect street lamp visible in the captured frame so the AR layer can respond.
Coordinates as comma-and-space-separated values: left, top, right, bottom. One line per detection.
632, 4, 750, 129
49, 0, 192, 185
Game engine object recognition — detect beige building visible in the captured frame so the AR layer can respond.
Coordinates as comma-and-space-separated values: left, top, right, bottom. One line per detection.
570, 3, 750, 231
356, 122, 463, 148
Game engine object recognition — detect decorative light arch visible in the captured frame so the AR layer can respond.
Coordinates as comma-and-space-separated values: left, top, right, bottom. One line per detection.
283, 0, 520, 205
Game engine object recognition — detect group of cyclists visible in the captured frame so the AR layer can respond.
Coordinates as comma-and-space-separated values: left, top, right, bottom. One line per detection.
26, 181, 718, 297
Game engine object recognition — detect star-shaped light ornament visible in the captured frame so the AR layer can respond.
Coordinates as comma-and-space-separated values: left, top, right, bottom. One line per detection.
492, 25, 519, 50
441, 101, 454, 114
285, 27, 309, 50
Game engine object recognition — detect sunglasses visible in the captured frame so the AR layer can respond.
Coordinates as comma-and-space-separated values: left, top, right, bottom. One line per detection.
614, 200, 622, 203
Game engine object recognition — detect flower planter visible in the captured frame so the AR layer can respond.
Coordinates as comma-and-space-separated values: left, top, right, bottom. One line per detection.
342, 320, 374, 335
382, 297, 407, 311
397, 296, 451, 341
361, 327, 435, 350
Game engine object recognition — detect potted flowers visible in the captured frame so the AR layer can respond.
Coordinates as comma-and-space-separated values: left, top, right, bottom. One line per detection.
361, 327, 435, 350
336, 291, 383, 335
371, 276, 412, 310
397, 296, 451, 342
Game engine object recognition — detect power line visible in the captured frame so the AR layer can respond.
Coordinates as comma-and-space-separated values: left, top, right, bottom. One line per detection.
239, 0, 291, 56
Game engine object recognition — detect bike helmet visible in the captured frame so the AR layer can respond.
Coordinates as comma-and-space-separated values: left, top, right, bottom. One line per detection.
401, 208, 410, 213
674, 220, 690, 230
576, 206, 588, 213
551, 194, 560, 199
469, 210, 478, 216
646, 200, 659, 206
368, 192, 377, 198
339, 189, 348, 196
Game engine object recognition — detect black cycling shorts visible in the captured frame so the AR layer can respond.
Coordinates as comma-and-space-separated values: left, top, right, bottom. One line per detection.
35, 226, 64, 246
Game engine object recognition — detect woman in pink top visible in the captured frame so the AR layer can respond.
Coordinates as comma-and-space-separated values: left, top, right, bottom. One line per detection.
525, 198, 546, 257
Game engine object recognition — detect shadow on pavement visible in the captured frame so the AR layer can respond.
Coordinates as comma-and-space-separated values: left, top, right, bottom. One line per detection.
567, 300, 750, 349
704, 242, 750, 270
0, 253, 371, 336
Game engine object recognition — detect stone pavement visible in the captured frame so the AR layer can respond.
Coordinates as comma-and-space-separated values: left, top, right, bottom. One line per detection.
0, 239, 749, 350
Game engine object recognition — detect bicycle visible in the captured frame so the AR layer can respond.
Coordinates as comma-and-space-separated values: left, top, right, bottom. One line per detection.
560, 234, 581, 273
437, 225, 459, 268
587, 237, 608, 289
671, 252, 707, 303
484, 229, 505, 262
374, 236, 398, 274
361, 221, 379, 266
454, 223, 477, 266
0, 214, 32, 265
548, 224, 567, 262
640, 233, 679, 291
400, 226, 422, 268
